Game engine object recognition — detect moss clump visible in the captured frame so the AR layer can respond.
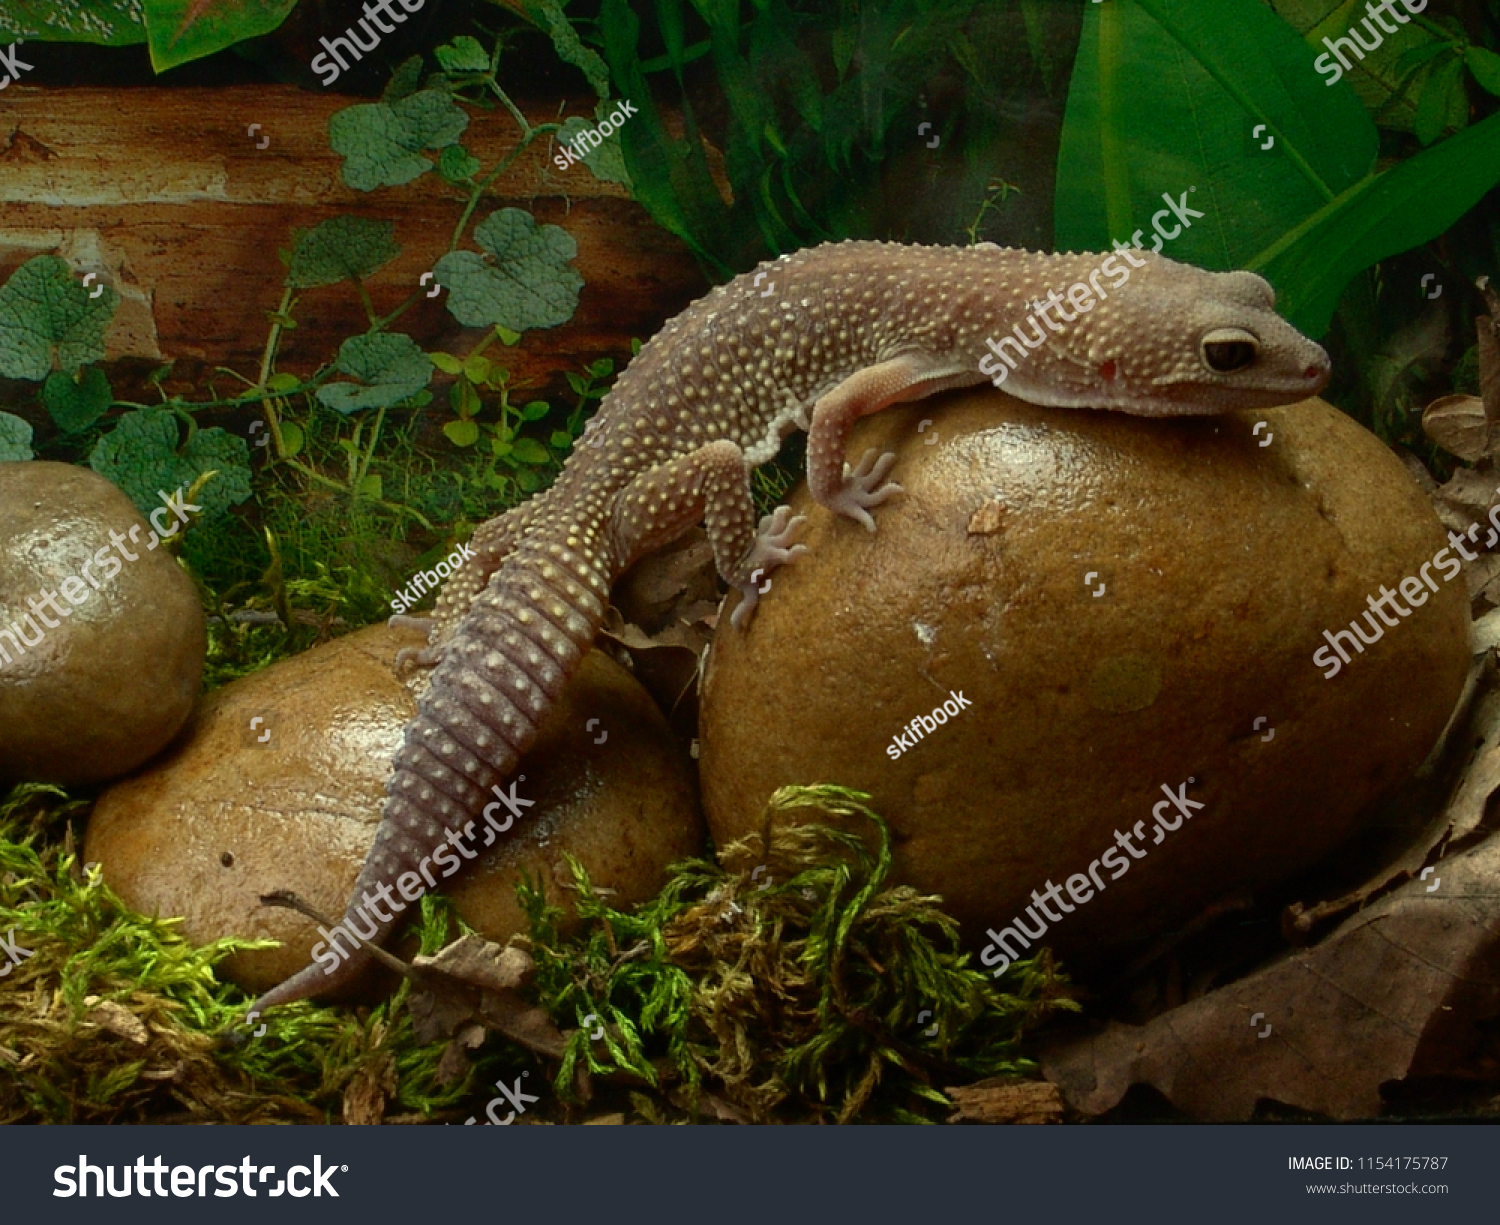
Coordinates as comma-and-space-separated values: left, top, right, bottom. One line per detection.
0, 783, 513, 1124
524, 785, 1077, 1123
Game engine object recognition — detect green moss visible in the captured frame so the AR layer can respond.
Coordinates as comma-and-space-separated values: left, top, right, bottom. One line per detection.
522, 784, 1077, 1124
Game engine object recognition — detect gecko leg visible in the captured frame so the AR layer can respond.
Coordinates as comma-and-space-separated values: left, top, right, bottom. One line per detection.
805, 351, 980, 530
608, 440, 807, 629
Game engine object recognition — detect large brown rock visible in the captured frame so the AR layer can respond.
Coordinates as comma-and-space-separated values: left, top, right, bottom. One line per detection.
85, 623, 704, 996
0, 461, 205, 785
700, 391, 1470, 967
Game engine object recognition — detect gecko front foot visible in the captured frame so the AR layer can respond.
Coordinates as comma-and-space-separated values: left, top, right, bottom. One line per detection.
827, 448, 902, 532
729, 505, 809, 629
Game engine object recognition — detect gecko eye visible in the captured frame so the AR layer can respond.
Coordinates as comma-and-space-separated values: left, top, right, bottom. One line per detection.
1200, 328, 1259, 373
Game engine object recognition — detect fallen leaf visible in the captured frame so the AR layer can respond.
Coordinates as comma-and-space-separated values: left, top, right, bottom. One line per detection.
1423, 394, 1489, 461
1040, 830, 1500, 1120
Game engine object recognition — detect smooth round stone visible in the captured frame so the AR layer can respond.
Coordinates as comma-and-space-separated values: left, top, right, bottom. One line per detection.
85, 623, 704, 996
700, 391, 1470, 967
0, 461, 205, 785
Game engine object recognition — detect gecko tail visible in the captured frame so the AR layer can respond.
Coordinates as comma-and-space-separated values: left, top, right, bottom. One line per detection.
247, 941, 379, 1015
249, 536, 613, 1017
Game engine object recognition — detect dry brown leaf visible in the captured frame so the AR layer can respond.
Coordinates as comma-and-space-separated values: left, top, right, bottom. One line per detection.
947, 1078, 1064, 1124
406, 936, 571, 1061
1432, 465, 1500, 531
1040, 830, 1500, 1120
1423, 394, 1489, 461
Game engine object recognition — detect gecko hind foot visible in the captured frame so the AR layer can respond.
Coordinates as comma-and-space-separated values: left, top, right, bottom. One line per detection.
729, 505, 809, 629
393, 643, 445, 675
827, 448, 902, 532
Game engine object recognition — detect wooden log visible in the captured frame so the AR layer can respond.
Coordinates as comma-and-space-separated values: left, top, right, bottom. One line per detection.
0, 84, 706, 403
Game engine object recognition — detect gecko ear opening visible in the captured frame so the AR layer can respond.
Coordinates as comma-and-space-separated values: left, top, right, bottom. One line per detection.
1200, 328, 1259, 374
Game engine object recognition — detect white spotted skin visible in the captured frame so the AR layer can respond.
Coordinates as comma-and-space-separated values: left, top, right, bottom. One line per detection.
251, 240, 1330, 1012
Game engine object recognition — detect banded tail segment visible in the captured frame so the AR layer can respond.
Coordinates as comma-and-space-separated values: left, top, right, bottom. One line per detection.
249, 530, 614, 1013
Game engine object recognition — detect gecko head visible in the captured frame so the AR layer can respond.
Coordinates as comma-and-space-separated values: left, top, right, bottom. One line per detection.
1024, 257, 1330, 417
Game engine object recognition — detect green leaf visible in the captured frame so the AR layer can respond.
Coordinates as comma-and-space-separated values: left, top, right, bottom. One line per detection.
284, 216, 401, 289
1056, 0, 1374, 267
462, 353, 492, 384
0, 412, 34, 462
510, 438, 550, 464
429, 351, 463, 375
433, 209, 583, 332
558, 112, 633, 187
355, 473, 383, 500
88, 406, 251, 519
1415, 55, 1464, 146
383, 54, 426, 102
266, 371, 299, 393
316, 333, 434, 414
279, 420, 305, 458
438, 144, 482, 184
0, 255, 119, 381
549, 429, 574, 449
329, 90, 470, 191
516, 468, 542, 493
443, 419, 481, 447
0, 0, 144, 45
1467, 46, 1500, 96
42, 365, 113, 434
146, 0, 298, 74
1253, 109, 1500, 336
522, 0, 612, 98
520, 400, 550, 421
435, 35, 489, 73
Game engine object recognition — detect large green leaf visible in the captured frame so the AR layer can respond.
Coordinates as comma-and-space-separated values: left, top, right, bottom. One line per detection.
1056, 0, 1374, 269
145, 0, 297, 73
1057, 0, 1500, 337
1253, 109, 1500, 335
0, 0, 145, 45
